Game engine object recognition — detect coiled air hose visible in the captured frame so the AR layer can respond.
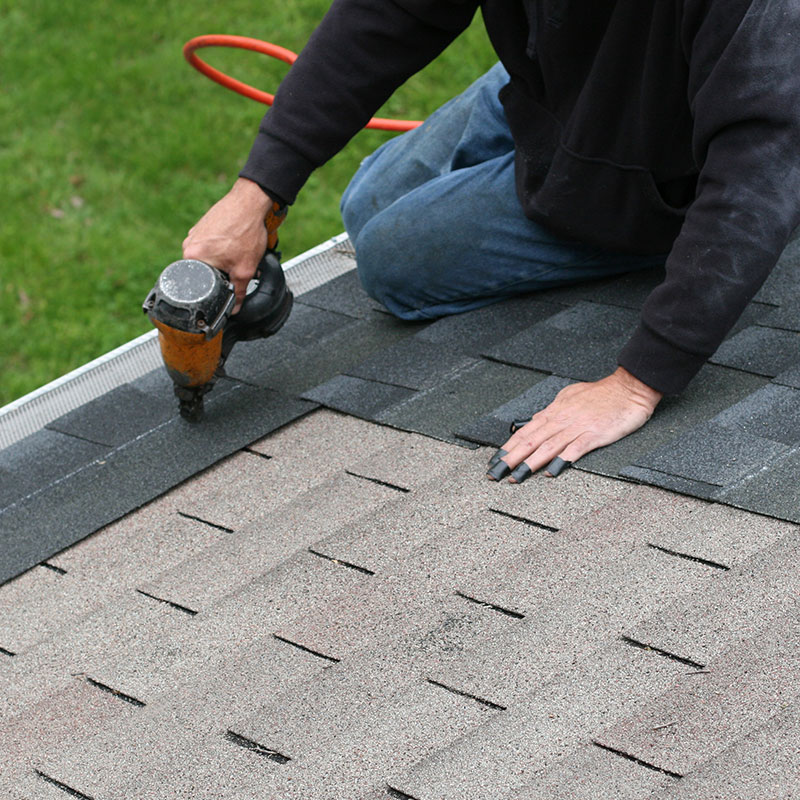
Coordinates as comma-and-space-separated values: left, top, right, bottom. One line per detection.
183, 34, 422, 132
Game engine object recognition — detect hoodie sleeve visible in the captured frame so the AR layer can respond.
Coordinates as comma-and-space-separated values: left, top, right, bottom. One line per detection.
618, 0, 800, 394
239, 0, 478, 204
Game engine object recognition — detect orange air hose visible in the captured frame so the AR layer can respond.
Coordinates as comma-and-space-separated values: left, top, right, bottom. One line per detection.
183, 34, 423, 132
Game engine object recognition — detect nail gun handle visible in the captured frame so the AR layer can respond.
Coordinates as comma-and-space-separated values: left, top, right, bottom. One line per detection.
265, 201, 287, 253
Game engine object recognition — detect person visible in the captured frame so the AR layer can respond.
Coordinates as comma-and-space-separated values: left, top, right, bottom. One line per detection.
182, 0, 800, 484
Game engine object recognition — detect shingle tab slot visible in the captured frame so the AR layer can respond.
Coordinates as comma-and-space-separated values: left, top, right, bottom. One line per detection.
85, 677, 146, 707
35, 770, 96, 799
0, 645, 16, 657
40, 561, 67, 575
272, 633, 341, 663
224, 730, 292, 764
591, 742, 684, 780
387, 787, 422, 800
647, 543, 730, 571
135, 589, 199, 616
425, 678, 507, 711
243, 447, 272, 461
620, 636, 706, 670
487, 507, 559, 533
175, 511, 234, 533
307, 548, 376, 575
455, 591, 525, 619
344, 469, 411, 493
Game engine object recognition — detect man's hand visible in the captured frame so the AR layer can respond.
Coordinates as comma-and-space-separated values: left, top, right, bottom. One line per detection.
488, 367, 662, 483
182, 177, 272, 313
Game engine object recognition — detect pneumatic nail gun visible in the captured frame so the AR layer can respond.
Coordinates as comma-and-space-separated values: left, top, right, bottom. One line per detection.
142, 202, 292, 421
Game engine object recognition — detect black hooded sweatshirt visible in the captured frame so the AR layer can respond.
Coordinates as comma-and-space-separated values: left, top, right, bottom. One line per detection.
240, 0, 800, 394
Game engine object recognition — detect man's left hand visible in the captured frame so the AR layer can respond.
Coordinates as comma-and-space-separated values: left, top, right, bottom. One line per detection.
489, 366, 662, 482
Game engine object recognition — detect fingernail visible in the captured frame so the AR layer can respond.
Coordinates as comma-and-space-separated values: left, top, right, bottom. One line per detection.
544, 456, 572, 477
510, 463, 532, 484
487, 448, 508, 468
509, 417, 532, 435
487, 461, 511, 481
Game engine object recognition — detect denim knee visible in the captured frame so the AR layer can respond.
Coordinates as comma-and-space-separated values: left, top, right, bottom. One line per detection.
353, 213, 427, 321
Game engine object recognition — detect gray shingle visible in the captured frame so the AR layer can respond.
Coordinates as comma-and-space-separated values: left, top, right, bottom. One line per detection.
242, 312, 424, 395
457, 375, 571, 447
510, 742, 676, 799
347, 338, 479, 390
220, 302, 355, 384
619, 465, 724, 501
630, 422, 788, 488
752, 236, 800, 305
415, 296, 566, 353
0, 383, 315, 586
0, 428, 109, 511
710, 325, 800, 377
302, 374, 417, 419
579, 365, 767, 477
377, 360, 542, 444
711, 383, 800, 445
46, 384, 175, 447
773, 361, 800, 388
758, 296, 800, 331
718, 447, 800, 522
482, 301, 640, 382
595, 609, 800, 777
296, 268, 386, 318
534, 265, 665, 309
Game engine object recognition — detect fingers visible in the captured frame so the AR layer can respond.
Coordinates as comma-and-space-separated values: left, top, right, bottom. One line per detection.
486, 370, 660, 485
180, 180, 272, 314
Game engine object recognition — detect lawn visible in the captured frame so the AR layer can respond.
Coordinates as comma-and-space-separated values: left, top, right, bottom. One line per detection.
0, 1, 495, 405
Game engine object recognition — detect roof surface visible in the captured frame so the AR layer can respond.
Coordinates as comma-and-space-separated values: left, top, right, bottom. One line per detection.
1, 235, 800, 797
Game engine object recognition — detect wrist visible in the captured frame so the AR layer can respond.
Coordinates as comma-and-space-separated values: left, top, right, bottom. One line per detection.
613, 366, 663, 409
231, 177, 272, 214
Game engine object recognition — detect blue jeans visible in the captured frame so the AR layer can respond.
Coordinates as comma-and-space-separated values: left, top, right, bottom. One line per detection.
340, 63, 667, 320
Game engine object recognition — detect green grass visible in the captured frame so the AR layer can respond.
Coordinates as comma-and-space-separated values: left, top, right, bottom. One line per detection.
0, 2, 495, 405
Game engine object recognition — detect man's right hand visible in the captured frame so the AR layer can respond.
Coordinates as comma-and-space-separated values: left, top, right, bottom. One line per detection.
182, 177, 273, 313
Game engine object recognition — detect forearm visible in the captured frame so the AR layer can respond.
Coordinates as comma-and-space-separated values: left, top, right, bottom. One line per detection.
241, 0, 478, 203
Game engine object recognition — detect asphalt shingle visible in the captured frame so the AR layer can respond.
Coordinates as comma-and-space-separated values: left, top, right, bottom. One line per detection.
388, 642, 685, 800
627, 422, 789, 488
579, 365, 767, 477
652, 704, 800, 799
45, 383, 175, 447
295, 267, 385, 318
624, 530, 800, 665
5, 236, 800, 799
510, 742, 676, 799
595, 608, 800, 777
710, 325, 800, 377
346, 338, 480, 391
414, 295, 565, 353
302, 374, 418, 420
377, 360, 543, 444
717, 447, 800, 523
0, 382, 315, 586
482, 301, 640, 382
0, 428, 109, 511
